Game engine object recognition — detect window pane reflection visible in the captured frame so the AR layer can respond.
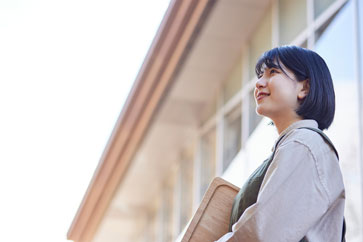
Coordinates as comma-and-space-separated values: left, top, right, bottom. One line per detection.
279, 0, 307, 45
223, 103, 242, 171
314, 0, 336, 19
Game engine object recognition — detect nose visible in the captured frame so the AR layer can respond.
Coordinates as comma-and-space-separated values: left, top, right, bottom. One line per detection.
255, 77, 267, 89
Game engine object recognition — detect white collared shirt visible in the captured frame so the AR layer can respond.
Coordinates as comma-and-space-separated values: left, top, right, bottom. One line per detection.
216, 120, 345, 242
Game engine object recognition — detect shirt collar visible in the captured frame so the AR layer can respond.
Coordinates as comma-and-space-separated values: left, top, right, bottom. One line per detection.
279, 119, 318, 138
272, 119, 319, 152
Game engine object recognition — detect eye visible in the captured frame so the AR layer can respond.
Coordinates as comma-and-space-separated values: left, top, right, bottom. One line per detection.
269, 69, 278, 75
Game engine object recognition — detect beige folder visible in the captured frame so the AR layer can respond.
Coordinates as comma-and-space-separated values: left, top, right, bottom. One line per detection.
181, 177, 239, 242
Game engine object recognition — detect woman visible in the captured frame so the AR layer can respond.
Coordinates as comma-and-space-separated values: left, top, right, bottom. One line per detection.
216, 46, 345, 242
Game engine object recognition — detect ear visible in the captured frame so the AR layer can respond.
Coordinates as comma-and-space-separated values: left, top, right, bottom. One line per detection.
297, 79, 309, 100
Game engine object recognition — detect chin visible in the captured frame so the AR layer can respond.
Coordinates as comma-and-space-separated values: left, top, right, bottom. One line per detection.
256, 107, 271, 119
256, 106, 265, 116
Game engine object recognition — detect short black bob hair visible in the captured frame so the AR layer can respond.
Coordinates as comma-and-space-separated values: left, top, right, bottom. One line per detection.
255, 45, 335, 130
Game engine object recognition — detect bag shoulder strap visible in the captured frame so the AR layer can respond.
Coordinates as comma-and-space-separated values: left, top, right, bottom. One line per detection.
297, 127, 339, 160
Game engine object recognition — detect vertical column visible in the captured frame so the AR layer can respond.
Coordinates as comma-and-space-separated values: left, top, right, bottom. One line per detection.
172, 163, 182, 240
272, 0, 280, 46
353, 0, 363, 234
241, 46, 249, 148
307, 0, 315, 49
216, 90, 224, 176
193, 136, 202, 212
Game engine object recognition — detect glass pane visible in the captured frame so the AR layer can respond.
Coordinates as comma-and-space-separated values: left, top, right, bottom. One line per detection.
315, 1, 362, 241
315, 10, 338, 41
200, 128, 216, 198
249, 89, 263, 136
223, 57, 242, 104
279, 0, 307, 45
179, 156, 193, 233
157, 186, 173, 242
249, 8, 272, 80
223, 103, 242, 171
314, 0, 336, 19
359, 0, 363, 134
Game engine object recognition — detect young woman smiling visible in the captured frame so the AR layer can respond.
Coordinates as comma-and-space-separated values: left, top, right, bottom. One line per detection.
216, 46, 345, 242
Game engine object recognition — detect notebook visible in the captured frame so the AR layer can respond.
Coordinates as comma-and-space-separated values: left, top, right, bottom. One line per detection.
180, 177, 239, 242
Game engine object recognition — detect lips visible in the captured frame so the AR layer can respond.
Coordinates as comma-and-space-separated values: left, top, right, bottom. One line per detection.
256, 92, 270, 101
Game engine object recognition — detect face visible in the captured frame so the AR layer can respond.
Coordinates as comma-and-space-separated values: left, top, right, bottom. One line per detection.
254, 62, 306, 121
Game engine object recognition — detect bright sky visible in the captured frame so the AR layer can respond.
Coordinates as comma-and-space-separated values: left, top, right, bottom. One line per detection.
0, 0, 170, 241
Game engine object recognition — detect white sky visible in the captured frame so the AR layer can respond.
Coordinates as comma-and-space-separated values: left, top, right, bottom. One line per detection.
0, 0, 170, 241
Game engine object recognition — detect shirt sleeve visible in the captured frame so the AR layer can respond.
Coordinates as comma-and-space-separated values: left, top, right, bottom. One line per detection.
215, 140, 330, 242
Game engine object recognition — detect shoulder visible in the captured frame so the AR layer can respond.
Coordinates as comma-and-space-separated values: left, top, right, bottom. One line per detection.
284, 128, 324, 148
279, 128, 333, 158
278, 127, 339, 175
276, 128, 344, 205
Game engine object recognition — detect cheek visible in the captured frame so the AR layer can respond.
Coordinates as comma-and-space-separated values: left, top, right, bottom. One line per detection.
276, 88, 299, 108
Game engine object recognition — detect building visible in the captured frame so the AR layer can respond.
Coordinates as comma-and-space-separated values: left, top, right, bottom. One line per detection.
67, 0, 363, 241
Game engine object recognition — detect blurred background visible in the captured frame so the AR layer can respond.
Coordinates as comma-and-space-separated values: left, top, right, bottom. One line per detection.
1, 0, 362, 242
0, 0, 169, 241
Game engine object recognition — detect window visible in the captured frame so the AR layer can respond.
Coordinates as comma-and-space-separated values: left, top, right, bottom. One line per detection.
200, 128, 216, 198
223, 103, 242, 171
359, 0, 363, 134
314, 0, 336, 19
178, 155, 193, 233
249, 8, 272, 80
157, 186, 173, 242
278, 0, 307, 45
223, 57, 242, 104
315, 1, 362, 240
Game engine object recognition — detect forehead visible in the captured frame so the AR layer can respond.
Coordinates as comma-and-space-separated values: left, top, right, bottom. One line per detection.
255, 50, 291, 77
256, 51, 278, 70
261, 61, 280, 70
258, 59, 284, 75
263, 56, 294, 71
257, 58, 296, 81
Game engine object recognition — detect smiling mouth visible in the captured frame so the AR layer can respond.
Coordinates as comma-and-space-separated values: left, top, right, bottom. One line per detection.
257, 93, 270, 101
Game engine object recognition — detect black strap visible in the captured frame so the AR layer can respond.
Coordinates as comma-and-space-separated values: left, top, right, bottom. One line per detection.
298, 127, 339, 159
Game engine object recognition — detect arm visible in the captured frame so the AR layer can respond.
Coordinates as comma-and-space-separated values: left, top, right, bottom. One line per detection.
216, 141, 330, 242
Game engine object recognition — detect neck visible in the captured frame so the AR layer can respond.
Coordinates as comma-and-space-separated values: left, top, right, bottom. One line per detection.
272, 115, 303, 135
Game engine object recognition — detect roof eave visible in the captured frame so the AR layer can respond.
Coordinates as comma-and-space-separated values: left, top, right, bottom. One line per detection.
67, 1, 216, 241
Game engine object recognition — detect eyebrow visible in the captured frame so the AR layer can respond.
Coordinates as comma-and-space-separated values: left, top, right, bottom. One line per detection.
255, 56, 284, 77
266, 62, 282, 70
259, 63, 281, 74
